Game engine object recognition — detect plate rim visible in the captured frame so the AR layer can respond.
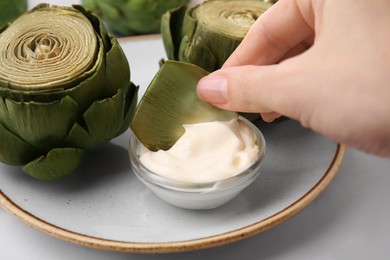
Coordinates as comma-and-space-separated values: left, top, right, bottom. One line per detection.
0, 144, 346, 253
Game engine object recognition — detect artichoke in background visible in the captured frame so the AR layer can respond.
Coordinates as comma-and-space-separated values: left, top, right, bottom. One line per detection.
131, 60, 237, 151
82, 0, 190, 36
0, 0, 27, 27
0, 4, 138, 180
161, 0, 273, 72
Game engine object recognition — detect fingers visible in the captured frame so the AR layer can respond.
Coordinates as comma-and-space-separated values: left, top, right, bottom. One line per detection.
197, 65, 278, 113
223, 0, 315, 67
197, 56, 313, 120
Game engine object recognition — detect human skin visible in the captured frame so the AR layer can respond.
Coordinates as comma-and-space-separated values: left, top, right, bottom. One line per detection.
197, 0, 390, 157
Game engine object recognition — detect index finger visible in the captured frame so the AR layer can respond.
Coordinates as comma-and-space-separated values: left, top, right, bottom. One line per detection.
223, 0, 315, 67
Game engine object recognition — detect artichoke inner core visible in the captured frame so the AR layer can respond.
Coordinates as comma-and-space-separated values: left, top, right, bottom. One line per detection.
194, 1, 269, 38
225, 11, 258, 25
0, 7, 97, 91
23, 34, 64, 60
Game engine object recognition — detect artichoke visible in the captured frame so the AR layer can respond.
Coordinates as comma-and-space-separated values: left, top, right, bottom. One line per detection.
161, 0, 273, 72
0, 4, 138, 180
0, 0, 27, 27
82, 0, 190, 36
131, 60, 237, 151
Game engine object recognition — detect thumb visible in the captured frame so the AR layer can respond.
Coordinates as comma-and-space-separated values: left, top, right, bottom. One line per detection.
196, 63, 297, 116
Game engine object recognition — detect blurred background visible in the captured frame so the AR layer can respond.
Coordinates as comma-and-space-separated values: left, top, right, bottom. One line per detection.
26, 0, 203, 36
1, 0, 203, 36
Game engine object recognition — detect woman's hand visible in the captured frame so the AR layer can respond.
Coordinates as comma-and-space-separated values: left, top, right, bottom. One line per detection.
197, 0, 390, 157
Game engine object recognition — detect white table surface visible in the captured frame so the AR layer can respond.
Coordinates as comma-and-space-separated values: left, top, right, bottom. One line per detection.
2, 1, 390, 259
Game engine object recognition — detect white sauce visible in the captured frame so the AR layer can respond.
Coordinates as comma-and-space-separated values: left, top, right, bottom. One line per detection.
139, 119, 259, 183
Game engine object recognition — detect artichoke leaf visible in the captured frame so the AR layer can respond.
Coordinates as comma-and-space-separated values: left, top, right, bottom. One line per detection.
65, 83, 136, 149
23, 148, 85, 181
0, 96, 81, 151
83, 86, 125, 140
0, 123, 42, 165
118, 82, 138, 135
179, 35, 217, 73
61, 40, 108, 110
65, 123, 90, 150
161, 5, 187, 60
104, 37, 131, 97
130, 60, 238, 152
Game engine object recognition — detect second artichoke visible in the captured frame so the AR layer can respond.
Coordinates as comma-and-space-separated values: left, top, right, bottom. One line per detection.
161, 0, 273, 72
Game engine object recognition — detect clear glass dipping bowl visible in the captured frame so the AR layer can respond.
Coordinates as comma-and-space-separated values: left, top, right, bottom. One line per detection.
128, 117, 266, 210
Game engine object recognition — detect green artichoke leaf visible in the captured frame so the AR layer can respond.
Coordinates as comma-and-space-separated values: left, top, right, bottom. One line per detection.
161, 5, 189, 60
63, 43, 107, 111
179, 35, 217, 73
0, 123, 42, 165
65, 82, 137, 149
161, 5, 185, 60
181, 7, 197, 42
0, 96, 81, 151
130, 60, 238, 152
104, 36, 131, 97
23, 148, 85, 181
64, 123, 90, 150
118, 82, 139, 134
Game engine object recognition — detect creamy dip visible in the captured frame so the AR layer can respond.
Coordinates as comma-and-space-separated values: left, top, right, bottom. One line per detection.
139, 119, 259, 183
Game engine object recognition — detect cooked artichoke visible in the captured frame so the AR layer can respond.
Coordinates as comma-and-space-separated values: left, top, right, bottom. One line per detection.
82, 0, 190, 36
131, 60, 237, 152
0, 4, 138, 180
0, 0, 27, 27
161, 0, 273, 72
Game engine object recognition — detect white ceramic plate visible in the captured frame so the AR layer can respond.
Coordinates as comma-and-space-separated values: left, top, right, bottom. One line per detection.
0, 36, 345, 253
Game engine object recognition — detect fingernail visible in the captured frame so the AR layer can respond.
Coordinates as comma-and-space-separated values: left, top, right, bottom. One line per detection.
197, 76, 228, 104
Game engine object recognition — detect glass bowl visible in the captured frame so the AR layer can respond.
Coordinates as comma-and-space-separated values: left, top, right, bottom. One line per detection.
128, 117, 266, 210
